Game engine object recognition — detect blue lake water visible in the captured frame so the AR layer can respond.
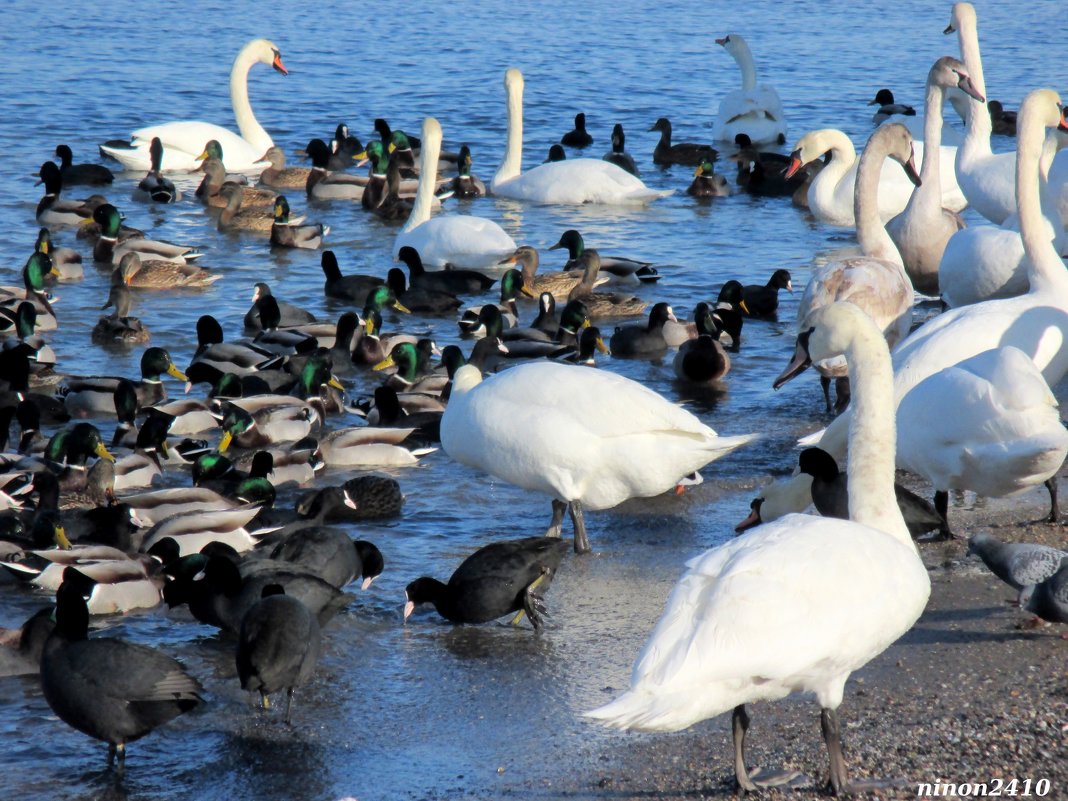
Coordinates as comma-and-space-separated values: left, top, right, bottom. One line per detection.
0, 0, 1064, 798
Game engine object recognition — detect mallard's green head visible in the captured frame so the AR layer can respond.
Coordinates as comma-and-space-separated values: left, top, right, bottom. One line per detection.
439, 345, 466, 377
388, 131, 411, 154
141, 347, 187, 382
500, 268, 535, 302
362, 141, 388, 173
197, 139, 224, 162
113, 379, 139, 427
548, 229, 584, 258
273, 195, 290, 223
694, 158, 716, 177
558, 300, 591, 334
219, 405, 255, 452
24, 252, 58, 293
458, 145, 473, 176
717, 280, 746, 312
373, 341, 418, 380
34, 228, 51, 256
478, 305, 504, 340
693, 302, 717, 337
364, 284, 411, 315
90, 203, 123, 238
192, 452, 235, 485
578, 326, 610, 360
14, 302, 37, 340
51, 422, 114, 466
236, 476, 275, 507
32, 513, 71, 550
298, 352, 344, 397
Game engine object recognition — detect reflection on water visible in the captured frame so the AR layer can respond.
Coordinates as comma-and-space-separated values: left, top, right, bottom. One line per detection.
0, 0, 1061, 798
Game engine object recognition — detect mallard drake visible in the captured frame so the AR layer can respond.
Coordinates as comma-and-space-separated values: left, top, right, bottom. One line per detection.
687, 158, 731, 197
187, 315, 279, 376
118, 485, 238, 527
35, 162, 97, 226
34, 228, 83, 282
87, 204, 201, 265
232, 444, 320, 489
555, 325, 610, 365
370, 340, 438, 389
397, 246, 495, 295
404, 537, 569, 628
549, 229, 657, 282
270, 196, 327, 249
40, 570, 202, 769
0, 347, 68, 425
441, 145, 486, 198
39, 423, 116, 490
712, 281, 746, 349
62, 347, 187, 415
141, 504, 267, 557
315, 426, 436, 468
0, 253, 59, 332
499, 245, 601, 301
3, 301, 56, 367
560, 112, 594, 148
458, 269, 532, 335
566, 251, 647, 319
609, 302, 677, 357
358, 141, 389, 210
868, 88, 916, 124
602, 124, 639, 177
352, 304, 417, 368
54, 144, 113, 186
115, 252, 220, 289
197, 157, 275, 209
370, 152, 427, 222
219, 401, 317, 451
304, 138, 368, 200
386, 269, 460, 314
93, 274, 150, 344
132, 138, 180, 203
257, 146, 311, 189
741, 268, 792, 317
649, 117, 718, 166
321, 250, 382, 302
244, 283, 315, 331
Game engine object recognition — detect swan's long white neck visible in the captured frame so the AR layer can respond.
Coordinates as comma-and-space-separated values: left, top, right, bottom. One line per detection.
493, 72, 524, 188
1017, 96, 1068, 295
808, 130, 856, 206
854, 133, 904, 265
917, 79, 945, 205
842, 311, 913, 546
730, 39, 757, 92
953, 5, 992, 159
402, 119, 442, 234
231, 42, 274, 153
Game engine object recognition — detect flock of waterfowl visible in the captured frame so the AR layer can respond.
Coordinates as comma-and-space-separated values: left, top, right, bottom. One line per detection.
2, 1, 1067, 795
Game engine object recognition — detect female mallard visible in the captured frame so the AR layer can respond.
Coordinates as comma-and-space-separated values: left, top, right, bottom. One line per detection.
217, 183, 276, 233
270, 196, 328, 249
197, 157, 275, 209
498, 245, 599, 301
132, 138, 180, 204
257, 146, 311, 189
566, 251, 647, 319
62, 347, 187, 415
115, 252, 220, 290
94, 273, 150, 344
54, 144, 114, 187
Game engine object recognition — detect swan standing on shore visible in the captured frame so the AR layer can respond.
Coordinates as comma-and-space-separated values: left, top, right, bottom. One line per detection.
714, 34, 786, 146
887, 57, 983, 294
394, 118, 516, 269
491, 69, 671, 204
440, 362, 755, 553
100, 39, 287, 173
586, 303, 930, 796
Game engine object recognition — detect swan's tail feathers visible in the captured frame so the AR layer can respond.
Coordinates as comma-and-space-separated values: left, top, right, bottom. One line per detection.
706, 432, 760, 460
584, 689, 712, 732
99, 142, 147, 172
797, 429, 824, 447
633, 188, 674, 202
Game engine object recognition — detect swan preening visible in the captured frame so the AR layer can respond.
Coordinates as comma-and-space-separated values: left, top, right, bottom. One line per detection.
440, 362, 756, 553
587, 303, 930, 795
714, 34, 786, 146
393, 118, 516, 269
100, 39, 287, 173
490, 69, 672, 204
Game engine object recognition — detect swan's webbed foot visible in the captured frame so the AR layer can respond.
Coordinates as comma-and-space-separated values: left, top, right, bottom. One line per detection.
733, 705, 806, 794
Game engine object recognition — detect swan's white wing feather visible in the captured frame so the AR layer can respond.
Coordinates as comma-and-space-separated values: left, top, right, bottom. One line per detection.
494, 160, 671, 204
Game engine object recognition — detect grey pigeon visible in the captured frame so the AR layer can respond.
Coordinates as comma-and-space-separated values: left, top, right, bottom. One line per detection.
967, 532, 1067, 603
1024, 557, 1068, 629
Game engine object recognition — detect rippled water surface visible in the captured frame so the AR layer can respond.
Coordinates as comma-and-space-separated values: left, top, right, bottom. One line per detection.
0, 0, 1064, 798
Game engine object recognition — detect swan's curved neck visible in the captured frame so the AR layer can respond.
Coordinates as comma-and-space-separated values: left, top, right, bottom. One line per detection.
809, 131, 855, 207
918, 81, 945, 192
730, 41, 757, 92
402, 125, 441, 234
1018, 110, 1068, 294
493, 80, 524, 187
230, 45, 274, 153
854, 137, 903, 265
844, 318, 912, 546
955, 13, 991, 156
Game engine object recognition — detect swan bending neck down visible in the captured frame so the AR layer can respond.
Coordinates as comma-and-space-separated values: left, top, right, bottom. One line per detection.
100, 39, 286, 173
393, 118, 516, 269
490, 69, 671, 205
585, 303, 930, 796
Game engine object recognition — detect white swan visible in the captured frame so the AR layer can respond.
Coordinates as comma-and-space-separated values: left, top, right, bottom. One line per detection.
796, 123, 918, 400
938, 131, 1067, 308
713, 34, 786, 146
586, 302, 930, 796
766, 89, 1068, 521
393, 118, 516, 270
896, 346, 1068, 524
787, 129, 964, 226
100, 39, 286, 173
490, 69, 671, 204
440, 361, 756, 553
887, 57, 983, 294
